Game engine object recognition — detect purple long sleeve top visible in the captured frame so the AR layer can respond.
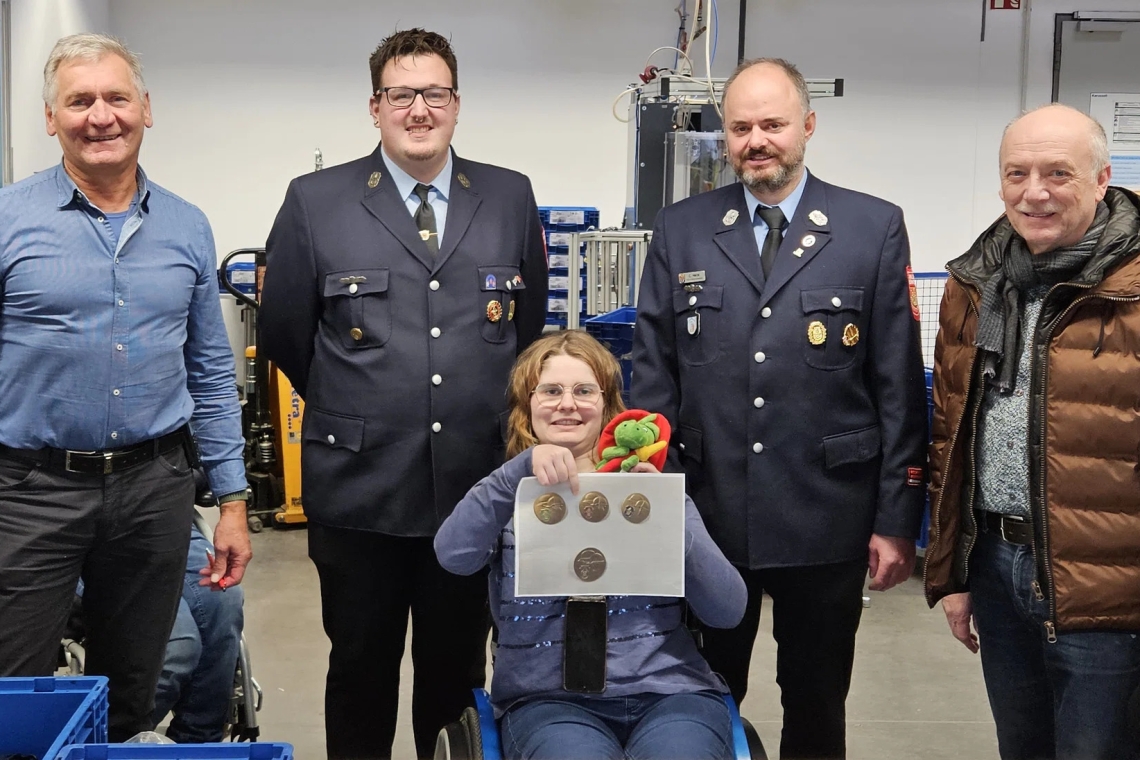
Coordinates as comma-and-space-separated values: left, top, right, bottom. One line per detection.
435, 448, 747, 714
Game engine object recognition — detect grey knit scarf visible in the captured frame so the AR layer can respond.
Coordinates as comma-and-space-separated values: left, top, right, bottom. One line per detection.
975, 202, 1110, 394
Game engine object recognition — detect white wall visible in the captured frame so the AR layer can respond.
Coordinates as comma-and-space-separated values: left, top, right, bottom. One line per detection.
8, 0, 1140, 273
10, 0, 110, 178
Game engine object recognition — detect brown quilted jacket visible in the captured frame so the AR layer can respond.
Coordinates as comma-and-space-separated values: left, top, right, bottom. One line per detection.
923, 187, 1140, 633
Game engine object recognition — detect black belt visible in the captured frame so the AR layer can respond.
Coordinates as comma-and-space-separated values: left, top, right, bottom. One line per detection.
0, 427, 189, 476
976, 509, 1033, 546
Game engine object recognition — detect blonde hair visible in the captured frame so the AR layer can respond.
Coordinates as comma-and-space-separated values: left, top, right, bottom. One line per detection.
43, 33, 147, 110
505, 331, 626, 458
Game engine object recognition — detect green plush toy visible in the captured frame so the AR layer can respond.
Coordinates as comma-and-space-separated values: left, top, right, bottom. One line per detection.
597, 413, 664, 472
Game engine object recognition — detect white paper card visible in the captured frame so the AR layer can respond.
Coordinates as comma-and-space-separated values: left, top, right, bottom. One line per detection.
514, 473, 686, 597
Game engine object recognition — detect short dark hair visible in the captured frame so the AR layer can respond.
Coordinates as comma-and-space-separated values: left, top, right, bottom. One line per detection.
369, 28, 458, 94
723, 57, 811, 115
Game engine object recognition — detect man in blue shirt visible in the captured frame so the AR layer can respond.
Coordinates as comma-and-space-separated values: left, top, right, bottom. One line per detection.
0, 33, 250, 742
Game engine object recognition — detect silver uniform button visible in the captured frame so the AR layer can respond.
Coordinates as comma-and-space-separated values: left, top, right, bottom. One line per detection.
831, 296, 842, 308
432, 422, 442, 433
429, 280, 440, 291
753, 442, 764, 454
761, 307, 772, 318
688, 295, 697, 306
753, 397, 765, 408
327, 434, 336, 445
754, 351, 766, 363
431, 327, 441, 338
432, 374, 442, 386
349, 283, 358, 295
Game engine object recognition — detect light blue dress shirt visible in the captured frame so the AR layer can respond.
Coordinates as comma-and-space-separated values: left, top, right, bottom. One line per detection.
0, 163, 247, 497
380, 146, 453, 247
743, 169, 810, 256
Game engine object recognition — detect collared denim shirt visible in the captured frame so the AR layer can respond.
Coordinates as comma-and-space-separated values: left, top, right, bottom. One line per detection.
0, 163, 246, 497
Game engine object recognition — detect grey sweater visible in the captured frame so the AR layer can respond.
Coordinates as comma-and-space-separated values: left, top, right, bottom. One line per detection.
434, 448, 747, 714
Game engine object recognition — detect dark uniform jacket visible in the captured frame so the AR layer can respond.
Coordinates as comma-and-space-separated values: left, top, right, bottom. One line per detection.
632, 173, 928, 569
259, 145, 547, 535
924, 187, 1140, 632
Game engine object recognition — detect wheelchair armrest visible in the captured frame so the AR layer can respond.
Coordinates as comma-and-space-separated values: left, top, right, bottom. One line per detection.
472, 689, 502, 759
723, 693, 767, 760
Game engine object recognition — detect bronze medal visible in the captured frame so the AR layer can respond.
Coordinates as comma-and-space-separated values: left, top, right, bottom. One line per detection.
807, 320, 827, 346
533, 493, 567, 525
578, 492, 609, 522
842, 323, 860, 347
487, 300, 503, 323
573, 548, 607, 582
621, 493, 651, 524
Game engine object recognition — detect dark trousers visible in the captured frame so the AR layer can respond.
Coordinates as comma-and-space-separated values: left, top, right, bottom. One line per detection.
698, 559, 866, 760
970, 529, 1140, 760
0, 449, 195, 741
308, 523, 491, 760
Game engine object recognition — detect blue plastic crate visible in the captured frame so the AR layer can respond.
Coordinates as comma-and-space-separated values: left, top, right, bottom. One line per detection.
584, 307, 636, 361
918, 367, 934, 550
0, 676, 108, 760
55, 745, 293, 760
538, 206, 600, 231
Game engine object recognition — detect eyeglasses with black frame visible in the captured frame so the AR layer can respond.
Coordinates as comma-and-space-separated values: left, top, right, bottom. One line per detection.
531, 383, 604, 408
378, 87, 455, 108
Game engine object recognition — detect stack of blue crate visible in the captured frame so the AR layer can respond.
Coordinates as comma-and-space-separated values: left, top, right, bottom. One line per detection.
539, 206, 600, 328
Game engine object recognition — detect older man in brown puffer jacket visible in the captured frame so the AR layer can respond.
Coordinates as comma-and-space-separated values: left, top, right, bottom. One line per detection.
924, 103, 1140, 760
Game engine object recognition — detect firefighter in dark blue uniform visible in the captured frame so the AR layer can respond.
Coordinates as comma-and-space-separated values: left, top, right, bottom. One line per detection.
632, 58, 927, 760
258, 29, 547, 760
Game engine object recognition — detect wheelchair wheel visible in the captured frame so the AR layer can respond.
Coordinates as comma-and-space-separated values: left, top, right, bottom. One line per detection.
434, 706, 484, 760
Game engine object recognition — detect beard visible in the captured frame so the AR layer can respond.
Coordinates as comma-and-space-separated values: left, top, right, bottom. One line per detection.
732, 138, 806, 195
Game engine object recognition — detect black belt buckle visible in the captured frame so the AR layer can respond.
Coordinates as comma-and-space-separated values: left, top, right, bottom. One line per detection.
63, 450, 99, 474
1000, 515, 1024, 544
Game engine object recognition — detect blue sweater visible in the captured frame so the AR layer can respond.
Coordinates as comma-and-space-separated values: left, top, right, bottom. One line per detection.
435, 448, 747, 714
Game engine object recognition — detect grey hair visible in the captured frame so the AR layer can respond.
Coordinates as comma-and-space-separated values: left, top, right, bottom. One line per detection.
43, 33, 147, 110
1002, 103, 1110, 175
722, 57, 811, 115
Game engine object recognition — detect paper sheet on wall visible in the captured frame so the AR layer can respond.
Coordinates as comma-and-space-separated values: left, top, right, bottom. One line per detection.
1090, 93, 1140, 191
514, 473, 686, 597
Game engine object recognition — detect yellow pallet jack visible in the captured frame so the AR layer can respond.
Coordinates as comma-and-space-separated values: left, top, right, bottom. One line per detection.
219, 249, 306, 532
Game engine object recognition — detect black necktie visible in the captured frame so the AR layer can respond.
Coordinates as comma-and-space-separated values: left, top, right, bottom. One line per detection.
756, 206, 786, 279
413, 183, 438, 255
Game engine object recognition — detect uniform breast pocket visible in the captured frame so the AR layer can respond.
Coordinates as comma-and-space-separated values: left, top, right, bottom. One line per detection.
672, 286, 723, 366
323, 268, 391, 350
801, 287, 864, 370
478, 265, 526, 344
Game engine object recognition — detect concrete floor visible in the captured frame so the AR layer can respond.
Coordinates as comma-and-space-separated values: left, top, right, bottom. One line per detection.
237, 528, 999, 759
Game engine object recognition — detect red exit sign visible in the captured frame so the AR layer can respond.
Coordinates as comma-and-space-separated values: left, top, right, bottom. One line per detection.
991, 0, 1020, 8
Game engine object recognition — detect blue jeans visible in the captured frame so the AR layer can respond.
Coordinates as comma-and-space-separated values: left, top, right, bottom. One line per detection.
970, 528, 1140, 760
152, 524, 245, 743
500, 690, 732, 760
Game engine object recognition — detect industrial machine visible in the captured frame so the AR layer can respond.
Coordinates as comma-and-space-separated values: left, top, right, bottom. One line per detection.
218, 248, 305, 533
624, 73, 844, 232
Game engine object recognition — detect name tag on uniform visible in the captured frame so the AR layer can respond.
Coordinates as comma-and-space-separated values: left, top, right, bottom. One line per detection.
678, 271, 706, 285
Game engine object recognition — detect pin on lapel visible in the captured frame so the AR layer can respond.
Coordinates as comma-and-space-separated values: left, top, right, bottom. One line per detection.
367, 171, 382, 188
792, 248, 805, 258
722, 209, 739, 226
801, 234, 816, 248
808, 210, 828, 226
457, 173, 471, 189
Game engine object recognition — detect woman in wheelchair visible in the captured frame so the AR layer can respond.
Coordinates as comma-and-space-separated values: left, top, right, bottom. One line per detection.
435, 331, 747, 760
